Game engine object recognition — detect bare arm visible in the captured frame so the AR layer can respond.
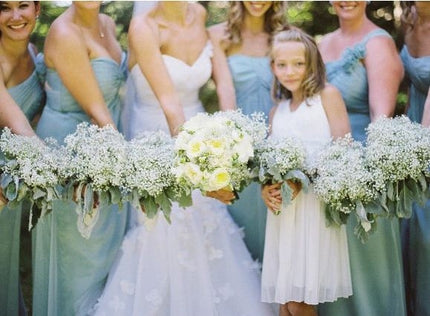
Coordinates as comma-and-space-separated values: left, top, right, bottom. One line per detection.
366, 35, 404, 121
208, 24, 236, 111
321, 84, 351, 139
128, 16, 185, 136
421, 87, 430, 127
44, 22, 114, 127
0, 68, 35, 136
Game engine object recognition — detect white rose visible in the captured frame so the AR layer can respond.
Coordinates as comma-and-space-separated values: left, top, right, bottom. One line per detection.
183, 162, 203, 186
235, 134, 254, 163
208, 168, 231, 191
186, 136, 206, 159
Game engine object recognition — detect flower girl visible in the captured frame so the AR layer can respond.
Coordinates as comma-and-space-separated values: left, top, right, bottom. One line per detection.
261, 28, 352, 316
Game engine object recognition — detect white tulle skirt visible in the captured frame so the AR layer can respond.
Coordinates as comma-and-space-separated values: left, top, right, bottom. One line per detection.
261, 187, 352, 305
94, 191, 274, 316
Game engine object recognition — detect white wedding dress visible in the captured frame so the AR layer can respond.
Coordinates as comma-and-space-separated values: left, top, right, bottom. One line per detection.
94, 43, 274, 316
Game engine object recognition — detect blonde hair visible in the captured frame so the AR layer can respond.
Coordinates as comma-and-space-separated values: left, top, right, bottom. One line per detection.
270, 28, 326, 104
225, 1, 287, 48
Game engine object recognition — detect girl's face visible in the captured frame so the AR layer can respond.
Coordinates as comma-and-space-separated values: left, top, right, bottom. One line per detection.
243, 1, 272, 18
332, 1, 367, 21
271, 41, 307, 95
0, 1, 39, 41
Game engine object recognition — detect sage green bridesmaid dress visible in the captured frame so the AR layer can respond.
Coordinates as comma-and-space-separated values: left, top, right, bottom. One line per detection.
318, 29, 407, 316
400, 45, 430, 316
32, 54, 129, 316
0, 48, 44, 316
227, 55, 274, 262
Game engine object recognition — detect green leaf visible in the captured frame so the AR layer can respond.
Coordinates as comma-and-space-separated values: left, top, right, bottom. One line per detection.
280, 181, 293, 209
0, 173, 13, 189
155, 193, 172, 215
109, 187, 122, 205
141, 197, 158, 218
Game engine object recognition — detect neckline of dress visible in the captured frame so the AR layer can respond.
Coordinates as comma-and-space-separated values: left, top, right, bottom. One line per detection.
161, 41, 210, 68
403, 45, 430, 60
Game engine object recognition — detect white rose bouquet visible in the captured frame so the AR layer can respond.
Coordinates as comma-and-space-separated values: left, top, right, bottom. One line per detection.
250, 136, 309, 212
0, 128, 63, 228
123, 130, 192, 222
365, 115, 430, 219
312, 134, 385, 243
173, 110, 267, 195
60, 123, 128, 238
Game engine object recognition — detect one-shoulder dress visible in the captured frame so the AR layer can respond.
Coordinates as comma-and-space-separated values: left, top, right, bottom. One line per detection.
0, 47, 44, 316
32, 54, 129, 316
226, 55, 274, 262
318, 29, 407, 316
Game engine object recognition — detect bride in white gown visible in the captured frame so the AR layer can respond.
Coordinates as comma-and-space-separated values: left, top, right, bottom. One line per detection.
94, 2, 274, 315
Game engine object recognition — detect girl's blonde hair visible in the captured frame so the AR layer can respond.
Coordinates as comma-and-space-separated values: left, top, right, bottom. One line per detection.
270, 28, 326, 104
225, 1, 287, 48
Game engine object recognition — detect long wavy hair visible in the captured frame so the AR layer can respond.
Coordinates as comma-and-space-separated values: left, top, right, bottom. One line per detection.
225, 1, 288, 48
270, 28, 326, 104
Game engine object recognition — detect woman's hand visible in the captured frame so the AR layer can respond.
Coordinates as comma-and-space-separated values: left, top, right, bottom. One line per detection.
205, 188, 236, 205
0, 187, 7, 211
72, 184, 100, 209
262, 180, 301, 214
262, 183, 282, 214
286, 180, 302, 200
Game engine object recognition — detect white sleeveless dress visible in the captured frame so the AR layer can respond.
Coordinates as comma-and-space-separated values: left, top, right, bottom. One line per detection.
94, 43, 274, 316
261, 95, 352, 305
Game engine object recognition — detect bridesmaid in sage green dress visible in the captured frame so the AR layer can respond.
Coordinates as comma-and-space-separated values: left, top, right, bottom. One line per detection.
209, 1, 287, 262
32, 2, 128, 315
0, 2, 43, 315
317, 2, 406, 316
400, 2, 430, 315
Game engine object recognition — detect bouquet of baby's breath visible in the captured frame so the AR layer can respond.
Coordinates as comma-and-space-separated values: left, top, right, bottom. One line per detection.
312, 134, 385, 243
365, 116, 430, 219
250, 136, 309, 212
0, 128, 63, 228
123, 130, 191, 222
60, 123, 128, 238
173, 110, 267, 194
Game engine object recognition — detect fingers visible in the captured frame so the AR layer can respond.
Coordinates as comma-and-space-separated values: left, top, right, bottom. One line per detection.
286, 180, 302, 200
205, 189, 235, 205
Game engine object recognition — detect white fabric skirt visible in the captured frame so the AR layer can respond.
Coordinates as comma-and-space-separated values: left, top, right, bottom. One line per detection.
261, 188, 352, 305
94, 191, 274, 316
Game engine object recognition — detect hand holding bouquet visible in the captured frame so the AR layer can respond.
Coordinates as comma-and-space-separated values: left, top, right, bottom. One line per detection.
365, 115, 430, 219
173, 110, 267, 199
251, 136, 309, 214
0, 128, 63, 228
312, 134, 385, 243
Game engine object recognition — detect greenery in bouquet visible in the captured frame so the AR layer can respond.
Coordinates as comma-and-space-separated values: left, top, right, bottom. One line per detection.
312, 134, 385, 243
0, 128, 63, 228
60, 123, 128, 238
365, 115, 430, 219
173, 110, 267, 195
123, 131, 192, 222
250, 135, 309, 212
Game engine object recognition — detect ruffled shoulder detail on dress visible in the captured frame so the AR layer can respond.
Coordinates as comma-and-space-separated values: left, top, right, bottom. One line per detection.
34, 53, 47, 85
337, 29, 391, 74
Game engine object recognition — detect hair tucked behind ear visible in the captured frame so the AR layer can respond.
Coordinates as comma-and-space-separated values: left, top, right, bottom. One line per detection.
225, 1, 288, 48
270, 28, 326, 104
